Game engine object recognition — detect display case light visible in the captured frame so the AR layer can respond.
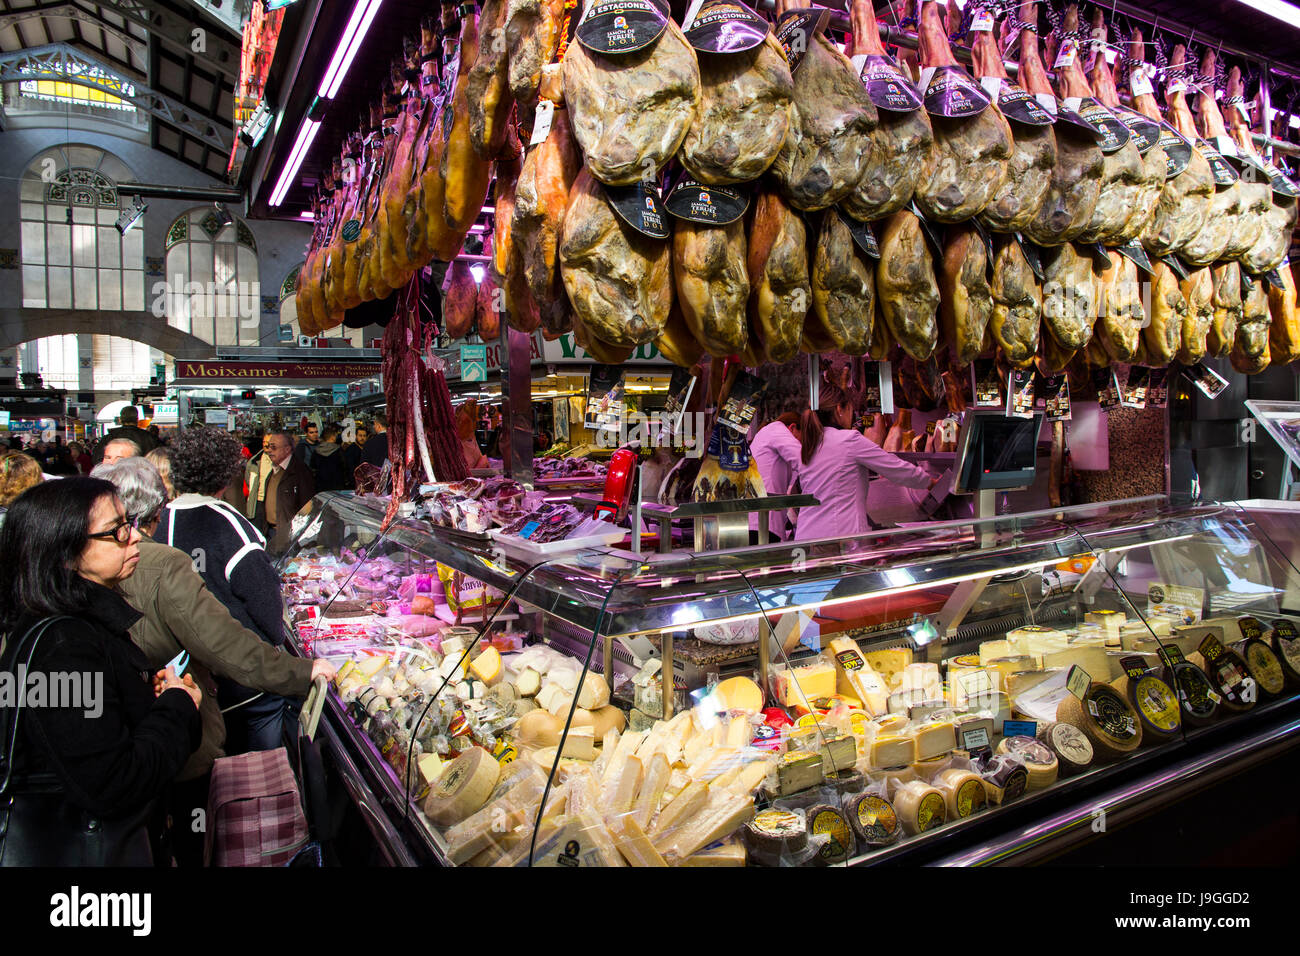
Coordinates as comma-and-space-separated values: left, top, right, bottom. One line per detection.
269, 118, 321, 207
1234, 0, 1300, 29
318, 0, 385, 101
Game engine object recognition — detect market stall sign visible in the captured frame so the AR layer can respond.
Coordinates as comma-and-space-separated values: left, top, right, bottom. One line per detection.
461, 345, 487, 383
173, 361, 382, 382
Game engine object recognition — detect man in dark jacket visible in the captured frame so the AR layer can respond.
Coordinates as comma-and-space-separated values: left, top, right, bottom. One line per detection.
310, 424, 349, 492
96, 405, 159, 462
293, 423, 320, 468
360, 412, 389, 467
263, 430, 316, 554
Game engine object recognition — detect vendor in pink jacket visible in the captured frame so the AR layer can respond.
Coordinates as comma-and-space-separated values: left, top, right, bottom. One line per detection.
790, 385, 936, 543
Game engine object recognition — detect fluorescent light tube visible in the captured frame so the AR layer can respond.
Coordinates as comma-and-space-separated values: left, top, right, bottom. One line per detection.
1234, 0, 1300, 30
319, 0, 384, 101
269, 118, 321, 207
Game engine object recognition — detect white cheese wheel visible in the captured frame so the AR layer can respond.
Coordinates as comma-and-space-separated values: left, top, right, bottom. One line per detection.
422, 748, 501, 826
995, 735, 1059, 789
1034, 721, 1094, 776
935, 767, 986, 819
894, 780, 947, 835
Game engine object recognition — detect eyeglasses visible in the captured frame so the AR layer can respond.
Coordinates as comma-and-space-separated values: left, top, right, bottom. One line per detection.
88, 513, 141, 545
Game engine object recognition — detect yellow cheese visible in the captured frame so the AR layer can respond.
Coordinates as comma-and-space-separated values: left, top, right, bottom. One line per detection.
660, 790, 756, 863
650, 781, 710, 846
911, 721, 957, 760
708, 676, 764, 714
469, 646, 503, 686
978, 640, 1013, 667
826, 637, 890, 715
614, 817, 668, 867
356, 654, 389, 679
680, 838, 747, 866
559, 726, 597, 760
777, 660, 838, 708
869, 734, 917, 769
1085, 610, 1128, 642
513, 667, 541, 697
418, 752, 447, 788
894, 780, 947, 835
576, 673, 611, 710
861, 647, 913, 689
631, 753, 672, 829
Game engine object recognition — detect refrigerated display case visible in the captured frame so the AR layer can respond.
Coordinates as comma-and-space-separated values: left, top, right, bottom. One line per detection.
278, 492, 1300, 866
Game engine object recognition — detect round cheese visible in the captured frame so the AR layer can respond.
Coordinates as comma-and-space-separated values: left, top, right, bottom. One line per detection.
845, 792, 902, 847
1188, 649, 1255, 713
589, 705, 627, 738
935, 767, 986, 819
1111, 673, 1182, 742
711, 676, 764, 714
742, 808, 808, 863
1035, 721, 1094, 776
1237, 639, 1286, 698
1162, 660, 1219, 726
977, 755, 1029, 805
1266, 619, 1300, 686
422, 748, 500, 826
1056, 682, 1143, 761
826, 769, 866, 795
808, 804, 856, 865
895, 780, 947, 835
513, 708, 564, 747
995, 735, 1059, 789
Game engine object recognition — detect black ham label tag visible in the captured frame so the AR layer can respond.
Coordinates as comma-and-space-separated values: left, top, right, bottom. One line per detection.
1013, 232, 1046, 281
1163, 255, 1191, 282
1265, 269, 1286, 290
1112, 106, 1162, 154
1123, 365, 1150, 409
604, 181, 670, 238
576, 0, 669, 55
852, 54, 923, 113
1196, 139, 1239, 186
1054, 101, 1107, 142
996, 82, 1054, 127
341, 219, 362, 242
665, 177, 749, 225
775, 9, 829, 73
1007, 368, 1035, 419
1043, 373, 1071, 422
920, 65, 991, 118
972, 359, 1003, 408
1116, 239, 1154, 275
1074, 98, 1131, 153
1263, 160, 1300, 198
1094, 367, 1122, 409
1147, 367, 1169, 407
909, 203, 946, 258
1159, 123, 1193, 178
684, 0, 768, 54
836, 207, 880, 259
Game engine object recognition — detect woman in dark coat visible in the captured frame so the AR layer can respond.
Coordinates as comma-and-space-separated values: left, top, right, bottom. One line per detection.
0, 478, 201, 866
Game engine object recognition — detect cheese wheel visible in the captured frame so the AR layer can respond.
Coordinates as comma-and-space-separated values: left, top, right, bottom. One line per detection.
742, 809, 808, 864
513, 708, 563, 747
807, 804, 856, 865
1266, 620, 1300, 686
935, 767, 986, 819
1110, 673, 1182, 742
1056, 682, 1144, 761
1161, 660, 1219, 727
711, 676, 764, 714
894, 780, 946, 835
826, 768, 866, 795
1236, 639, 1286, 698
1035, 721, 1094, 777
1188, 650, 1255, 713
589, 705, 627, 739
978, 755, 1029, 805
995, 736, 1059, 789
845, 791, 902, 847
422, 748, 501, 826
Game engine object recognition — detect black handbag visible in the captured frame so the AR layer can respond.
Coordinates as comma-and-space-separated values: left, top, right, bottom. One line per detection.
0, 616, 155, 867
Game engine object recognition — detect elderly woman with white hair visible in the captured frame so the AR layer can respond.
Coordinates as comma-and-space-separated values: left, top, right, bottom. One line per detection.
90, 456, 332, 866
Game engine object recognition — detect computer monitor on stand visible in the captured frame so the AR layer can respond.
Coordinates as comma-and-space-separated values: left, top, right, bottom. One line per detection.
952, 410, 1045, 524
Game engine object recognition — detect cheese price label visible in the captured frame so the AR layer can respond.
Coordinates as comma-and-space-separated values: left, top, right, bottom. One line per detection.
1121, 656, 1150, 681
1002, 720, 1038, 738
961, 727, 991, 750
1067, 665, 1092, 700
1198, 632, 1227, 663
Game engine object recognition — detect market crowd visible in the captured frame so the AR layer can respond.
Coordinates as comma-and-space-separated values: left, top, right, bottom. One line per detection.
0, 407, 393, 867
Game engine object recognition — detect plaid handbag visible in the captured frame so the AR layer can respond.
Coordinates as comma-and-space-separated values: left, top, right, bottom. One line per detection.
204, 679, 327, 867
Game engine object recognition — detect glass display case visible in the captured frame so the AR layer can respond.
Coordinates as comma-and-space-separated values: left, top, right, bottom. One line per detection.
278, 492, 1300, 867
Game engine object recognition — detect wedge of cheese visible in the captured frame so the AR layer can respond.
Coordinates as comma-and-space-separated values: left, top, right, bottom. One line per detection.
825, 637, 889, 715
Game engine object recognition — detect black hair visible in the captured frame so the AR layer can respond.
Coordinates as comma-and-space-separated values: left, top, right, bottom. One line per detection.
0, 477, 118, 631
170, 426, 246, 496
372, 411, 388, 428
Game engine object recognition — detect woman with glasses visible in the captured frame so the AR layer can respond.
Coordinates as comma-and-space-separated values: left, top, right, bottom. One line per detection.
92, 457, 331, 865
0, 478, 201, 866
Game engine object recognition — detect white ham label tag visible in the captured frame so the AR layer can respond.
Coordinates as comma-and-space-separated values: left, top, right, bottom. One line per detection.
1131, 70, 1153, 98
1054, 38, 1078, 70
971, 7, 994, 31
529, 100, 556, 146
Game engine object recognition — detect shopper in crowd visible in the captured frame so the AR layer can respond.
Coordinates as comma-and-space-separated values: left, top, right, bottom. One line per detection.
245, 431, 275, 531
0, 478, 201, 865
750, 411, 803, 544
145, 446, 177, 501
456, 402, 489, 471
261, 430, 316, 554
156, 427, 300, 754
46, 445, 78, 476
147, 423, 162, 445
310, 423, 349, 492
790, 384, 937, 542
102, 436, 142, 465
93, 456, 330, 865
94, 405, 159, 462
294, 422, 320, 468
0, 452, 44, 527
68, 441, 94, 475
360, 411, 389, 467
340, 424, 364, 486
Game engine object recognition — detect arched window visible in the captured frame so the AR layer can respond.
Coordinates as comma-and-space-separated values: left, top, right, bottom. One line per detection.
20, 146, 144, 311
277, 263, 364, 347
18, 335, 167, 392
164, 207, 260, 347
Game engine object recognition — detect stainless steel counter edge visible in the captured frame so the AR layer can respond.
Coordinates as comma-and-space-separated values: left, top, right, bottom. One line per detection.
933, 713, 1300, 867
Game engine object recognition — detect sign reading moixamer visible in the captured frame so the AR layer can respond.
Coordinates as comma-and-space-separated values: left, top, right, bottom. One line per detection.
173, 361, 381, 382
